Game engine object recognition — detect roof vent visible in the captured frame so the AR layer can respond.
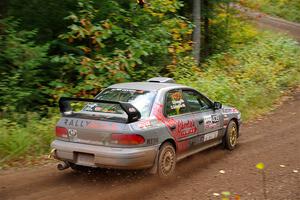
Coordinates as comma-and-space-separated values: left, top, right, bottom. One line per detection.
147, 77, 175, 83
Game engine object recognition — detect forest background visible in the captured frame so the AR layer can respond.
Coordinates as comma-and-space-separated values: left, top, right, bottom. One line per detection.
0, 0, 299, 167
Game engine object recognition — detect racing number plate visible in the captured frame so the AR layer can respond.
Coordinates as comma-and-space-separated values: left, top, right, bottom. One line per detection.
204, 131, 218, 142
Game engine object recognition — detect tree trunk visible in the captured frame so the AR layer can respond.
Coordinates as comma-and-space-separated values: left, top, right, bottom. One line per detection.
203, 0, 210, 57
192, 0, 201, 66
0, 0, 7, 19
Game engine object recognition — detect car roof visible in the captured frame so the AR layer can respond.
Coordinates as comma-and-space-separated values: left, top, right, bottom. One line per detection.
108, 82, 186, 91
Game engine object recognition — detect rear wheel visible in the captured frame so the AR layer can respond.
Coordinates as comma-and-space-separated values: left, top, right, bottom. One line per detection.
224, 120, 238, 150
157, 142, 176, 178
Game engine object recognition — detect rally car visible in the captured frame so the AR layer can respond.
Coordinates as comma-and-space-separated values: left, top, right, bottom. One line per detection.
51, 77, 241, 177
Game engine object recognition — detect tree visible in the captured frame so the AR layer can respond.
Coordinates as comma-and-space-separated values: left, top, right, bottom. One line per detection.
0, 0, 7, 19
0, 18, 49, 113
6, 0, 77, 42
203, 0, 211, 56
50, 0, 193, 98
192, 0, 201, 65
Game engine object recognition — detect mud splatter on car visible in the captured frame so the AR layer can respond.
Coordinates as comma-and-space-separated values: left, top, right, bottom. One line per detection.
51, 77, 241, 177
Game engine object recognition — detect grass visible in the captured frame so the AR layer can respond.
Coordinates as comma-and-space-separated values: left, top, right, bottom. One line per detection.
174, 30, 300, 120
240, 0, 300, 23
0, 113, 59, 168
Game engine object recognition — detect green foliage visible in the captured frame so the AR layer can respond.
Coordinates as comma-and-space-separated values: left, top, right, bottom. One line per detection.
208, 6, 258, 53
6, 0, 77, 42
50, 0, 192, 99
240, 0, 300, 22
0, 113, 58, 166
0, 18, 50, 113
173, 31, 300, 120
1, 0, 299, 167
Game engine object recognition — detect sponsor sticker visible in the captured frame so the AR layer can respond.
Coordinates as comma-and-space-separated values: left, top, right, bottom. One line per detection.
146, 138, 159, 145
204, 131, 218, 142
138, 120, 152, 129
94, 106, 102, 111
204, 115, 220, 129
170, 99, 186, 109
128, 107, 136, 112
64, 119, 91, 128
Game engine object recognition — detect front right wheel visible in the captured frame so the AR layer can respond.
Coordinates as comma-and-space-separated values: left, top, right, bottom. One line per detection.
157, 142, 176, 178
224, 120, 238, 150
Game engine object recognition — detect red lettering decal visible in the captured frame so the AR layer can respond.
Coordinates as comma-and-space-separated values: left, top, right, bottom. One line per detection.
153, 103, 198, 148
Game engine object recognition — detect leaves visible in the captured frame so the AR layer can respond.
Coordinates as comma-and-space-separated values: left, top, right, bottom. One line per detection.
0, 18, 50, 113
50, 0, 193, 98
174, 30, 300, 121
256, 162, 265, 170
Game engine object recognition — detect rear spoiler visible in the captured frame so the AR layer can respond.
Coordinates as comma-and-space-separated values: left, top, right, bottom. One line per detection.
59, 97, 141, 123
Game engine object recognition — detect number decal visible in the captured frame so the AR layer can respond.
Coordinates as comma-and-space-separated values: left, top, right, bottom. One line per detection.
204, 131, 218, 141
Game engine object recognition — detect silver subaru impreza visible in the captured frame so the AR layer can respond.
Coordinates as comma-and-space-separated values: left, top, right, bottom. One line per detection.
51, 77, 241, 177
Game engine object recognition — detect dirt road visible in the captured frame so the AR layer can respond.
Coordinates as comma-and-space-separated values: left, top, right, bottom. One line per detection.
1, 90, 299, 200
236, 5, 300, 42
1, 10, 300, 200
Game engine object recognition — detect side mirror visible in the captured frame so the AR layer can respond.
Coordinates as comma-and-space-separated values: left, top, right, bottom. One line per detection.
213, 102, 222, 110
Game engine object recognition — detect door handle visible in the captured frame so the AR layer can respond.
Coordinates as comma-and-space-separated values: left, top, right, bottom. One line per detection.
198, 119, 204, 124
170, 125, 176, 130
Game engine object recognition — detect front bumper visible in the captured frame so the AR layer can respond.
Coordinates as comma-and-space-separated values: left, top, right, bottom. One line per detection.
51, 140, 159, 169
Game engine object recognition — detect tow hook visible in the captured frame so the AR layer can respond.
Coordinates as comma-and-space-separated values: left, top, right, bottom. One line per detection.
48, 148, 57, 159
57, 161, 70, 170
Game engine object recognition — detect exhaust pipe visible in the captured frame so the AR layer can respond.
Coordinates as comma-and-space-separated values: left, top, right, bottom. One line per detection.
57, 161, 70, 170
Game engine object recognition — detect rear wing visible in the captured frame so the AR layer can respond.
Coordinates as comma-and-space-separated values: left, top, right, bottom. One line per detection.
59, 97, 141, 123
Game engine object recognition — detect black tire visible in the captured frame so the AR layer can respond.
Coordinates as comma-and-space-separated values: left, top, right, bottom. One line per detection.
157, 142, 176, 178
224, 120, 238, 150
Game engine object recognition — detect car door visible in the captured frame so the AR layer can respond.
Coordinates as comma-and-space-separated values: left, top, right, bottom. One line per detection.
164, 89, 198, 153
182, 89, 223, 147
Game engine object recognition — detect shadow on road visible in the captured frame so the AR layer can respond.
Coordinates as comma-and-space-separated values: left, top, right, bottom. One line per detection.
50, 145, 233, 200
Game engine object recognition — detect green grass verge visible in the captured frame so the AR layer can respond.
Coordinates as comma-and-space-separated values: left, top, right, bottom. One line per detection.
0, 113, 59, 168
240, 0, 300, 23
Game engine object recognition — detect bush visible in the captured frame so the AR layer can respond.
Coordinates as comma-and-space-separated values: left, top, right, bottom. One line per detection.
172, 31, 300, 120
0, 113, 59, 167
49, 0, 193, 98
0, 18, 50, 114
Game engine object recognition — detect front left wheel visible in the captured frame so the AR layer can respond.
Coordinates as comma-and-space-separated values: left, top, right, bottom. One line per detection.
224, 120, 238, 150
157, 142, 176, 178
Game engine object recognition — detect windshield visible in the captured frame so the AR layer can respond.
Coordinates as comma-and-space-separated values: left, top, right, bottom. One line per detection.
82, 88, 156, 118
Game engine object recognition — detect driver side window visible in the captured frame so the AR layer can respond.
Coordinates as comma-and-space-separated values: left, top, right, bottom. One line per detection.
183, 90, 211, 112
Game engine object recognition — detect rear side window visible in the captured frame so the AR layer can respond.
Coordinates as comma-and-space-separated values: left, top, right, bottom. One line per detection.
165, 90, 189, 116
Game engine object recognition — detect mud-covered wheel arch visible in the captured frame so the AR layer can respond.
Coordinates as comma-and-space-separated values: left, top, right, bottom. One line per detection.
160, 139, 177, 152
149, 139, 177, 177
